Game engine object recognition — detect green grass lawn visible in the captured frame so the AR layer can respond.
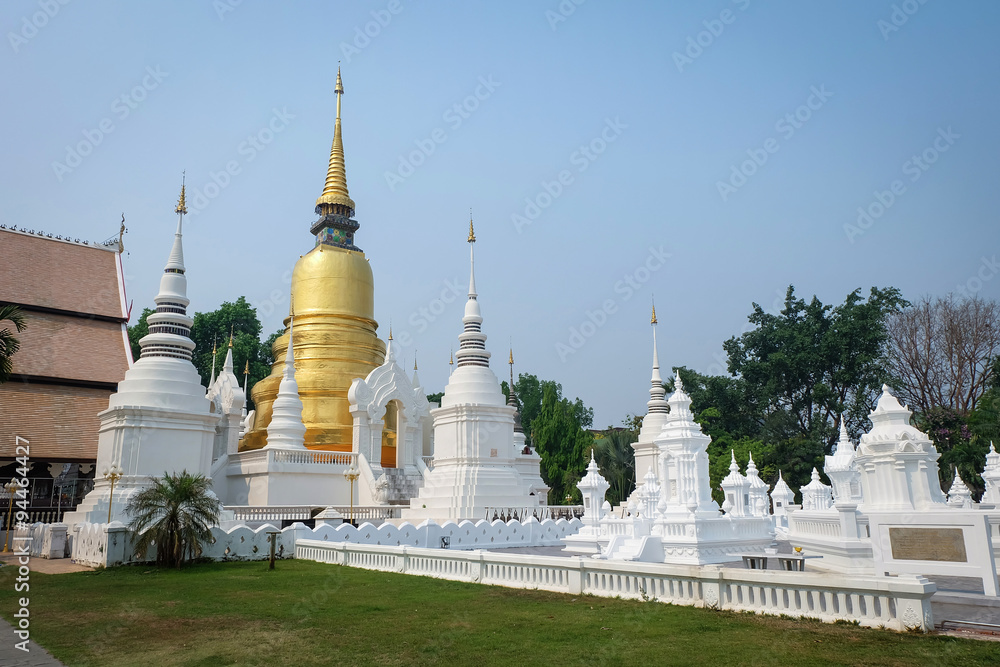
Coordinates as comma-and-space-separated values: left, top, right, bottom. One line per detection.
1, 559, 998, 666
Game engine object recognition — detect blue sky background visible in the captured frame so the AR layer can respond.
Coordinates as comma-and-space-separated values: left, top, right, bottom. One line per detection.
2, 1, 998, 428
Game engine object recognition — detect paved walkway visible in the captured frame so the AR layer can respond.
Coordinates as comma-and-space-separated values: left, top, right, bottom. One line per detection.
0, 555, 87, 664
0, 618, 65, 666
0, 553, 92, 574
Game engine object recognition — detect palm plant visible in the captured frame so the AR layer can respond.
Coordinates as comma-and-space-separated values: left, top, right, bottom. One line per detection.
593, 428, 637, 506
0, 303, 27, 384
126, 471, 222, 568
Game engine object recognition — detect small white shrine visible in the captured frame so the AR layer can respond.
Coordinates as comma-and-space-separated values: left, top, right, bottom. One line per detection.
787, 386, 999, 595
568, 316, 774, 564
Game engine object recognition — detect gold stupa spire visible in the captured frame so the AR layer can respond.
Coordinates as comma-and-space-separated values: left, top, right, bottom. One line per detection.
316, 66, 356, 214
508, 348, 514, 365
175, 173, 187, 215
651, 299, 657, 325
467, 209, 476, 243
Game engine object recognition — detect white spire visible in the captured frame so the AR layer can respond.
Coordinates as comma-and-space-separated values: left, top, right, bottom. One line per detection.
136, 180, 196, 362
264, 314, 307, 449
455, 216, 490, 369
411, 353, 422, 392
647, 302, 668, 415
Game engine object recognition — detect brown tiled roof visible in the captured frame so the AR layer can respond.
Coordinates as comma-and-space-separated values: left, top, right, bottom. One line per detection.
11, 311, 130, 385
0, 228, 124, 319
0, 382, 109, 460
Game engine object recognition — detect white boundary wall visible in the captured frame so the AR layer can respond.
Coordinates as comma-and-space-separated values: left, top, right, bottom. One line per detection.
296, 540, 937, 632
69, 517, 583, 568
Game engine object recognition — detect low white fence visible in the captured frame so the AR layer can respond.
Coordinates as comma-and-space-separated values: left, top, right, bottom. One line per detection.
295, 540, 936, 632
69, 516, 583, 567
71, 521, 299, 568
7, 522, 69, 558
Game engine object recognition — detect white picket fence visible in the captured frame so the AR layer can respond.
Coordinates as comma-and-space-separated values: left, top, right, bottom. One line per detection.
295, 540, 937, 632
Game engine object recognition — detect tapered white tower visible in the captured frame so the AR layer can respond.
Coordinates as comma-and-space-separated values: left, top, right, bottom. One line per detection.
65, 182, 217, 526
264, 315, 307, 450
404, 218, 540, 521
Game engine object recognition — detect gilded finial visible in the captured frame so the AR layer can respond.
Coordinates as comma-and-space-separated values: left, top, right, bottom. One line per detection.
243, 360, 249, 375
316, 67, 355, 214
413, 350, 418, 372
651, 298, 657, 325
229, 325, 234, 347
449, 348, 454, 366
468, 209, 476, 243
212, 336, 217, 355
175, 172, 187, 215
508, 348, 514, 365
388, 324, 393, 341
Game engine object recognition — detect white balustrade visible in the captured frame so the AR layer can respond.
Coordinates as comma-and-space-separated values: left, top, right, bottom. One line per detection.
295, 540, 936, 632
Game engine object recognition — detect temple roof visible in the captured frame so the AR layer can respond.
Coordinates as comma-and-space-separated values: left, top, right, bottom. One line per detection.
0, 383, 110, 459
0, 227, 125, 320
11, 311, 129, 386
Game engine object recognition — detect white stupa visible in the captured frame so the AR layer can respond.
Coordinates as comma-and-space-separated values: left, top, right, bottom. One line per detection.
628, 303, 671, 505
982, 443, 1000, 507
595, 371, 774, 565
65, 183, 217, 526
207, 337, 246, 465
403, 219, 541, 521
264, 315, 307, 450
825, 419, 862, 506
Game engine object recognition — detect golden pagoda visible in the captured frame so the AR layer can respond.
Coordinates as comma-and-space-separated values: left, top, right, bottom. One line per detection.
241, 68, 386, 453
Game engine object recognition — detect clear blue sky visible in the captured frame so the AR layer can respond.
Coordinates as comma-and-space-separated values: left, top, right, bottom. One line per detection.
3, 1, 998, 428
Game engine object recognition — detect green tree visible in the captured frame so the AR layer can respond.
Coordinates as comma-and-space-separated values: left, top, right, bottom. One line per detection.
426, 391, 444, 405
918, 407, 985, 497
532, 383, 594, 504
0, 303, 27, 384
126, 471, 222, 569
723, 286, 907, 450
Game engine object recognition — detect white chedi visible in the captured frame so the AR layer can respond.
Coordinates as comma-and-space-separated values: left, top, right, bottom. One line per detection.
720, 450, 749, 517
854, 385, 947, 511
825, 419, 862, 505
801, 468, 833, 511
744, 453, 770, 518
946, 468, 974, 509
577, 451, 610, 526
264, 316, 306, 450
981, 443, 1000, 506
